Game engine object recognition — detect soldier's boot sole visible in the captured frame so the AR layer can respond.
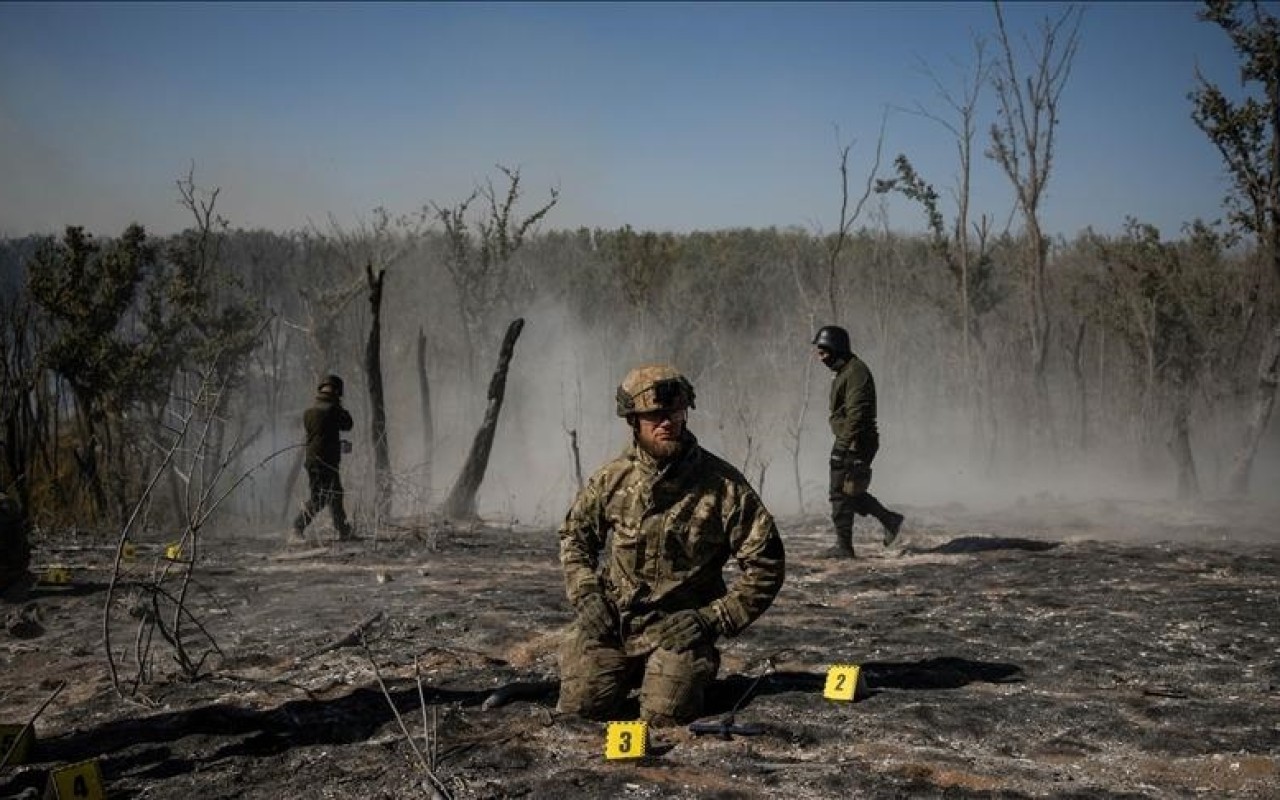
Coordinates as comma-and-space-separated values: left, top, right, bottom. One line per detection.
817, 546, 857, 559
882, 512, 905, 547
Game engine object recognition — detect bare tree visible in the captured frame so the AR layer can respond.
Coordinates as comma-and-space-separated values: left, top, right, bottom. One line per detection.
416, 326, 435, 505
434, 166, 557, 383
905, 37, 995, 384
987, 0, 1083, 439
824, 118, 888, 319
878, 35, 1004, 461
105, 346, 284, 697
1191, 0, 1280, 495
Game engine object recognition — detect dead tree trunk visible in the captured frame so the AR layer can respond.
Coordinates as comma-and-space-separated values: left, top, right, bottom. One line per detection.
1168, 394, 1200, 501
417, 327, 434, 504
1068, 318, 1088, 452
282, 448, 303, 525
442, 318, 525, 521
568, 428, 584, 494
1227, 321, 1280, 495
365, 263, 392, 523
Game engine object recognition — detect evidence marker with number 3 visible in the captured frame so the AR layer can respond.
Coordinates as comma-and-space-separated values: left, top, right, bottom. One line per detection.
604, 720, 648, 759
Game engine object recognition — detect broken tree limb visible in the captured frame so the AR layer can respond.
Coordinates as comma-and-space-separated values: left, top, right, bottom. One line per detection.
294, 610, 384, 664
441, 318, 525, 520
0, 680, 64, 770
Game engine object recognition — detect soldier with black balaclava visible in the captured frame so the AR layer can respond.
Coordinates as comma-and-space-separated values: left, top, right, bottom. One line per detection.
812, 326, 904, 558
291, 374, 354, 542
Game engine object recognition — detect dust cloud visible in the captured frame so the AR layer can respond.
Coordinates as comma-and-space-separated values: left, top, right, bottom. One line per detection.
264, 288, 1280, 548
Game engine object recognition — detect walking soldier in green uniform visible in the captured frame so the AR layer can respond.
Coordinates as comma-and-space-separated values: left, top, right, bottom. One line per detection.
557, 364, 786, 726
291, 374, 354, 542
813, 326, 904, 558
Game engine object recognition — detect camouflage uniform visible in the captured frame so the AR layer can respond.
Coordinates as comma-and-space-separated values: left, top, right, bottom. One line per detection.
826, 351, 902, 554
558, 430, 785, 725
292, 377, 354, 539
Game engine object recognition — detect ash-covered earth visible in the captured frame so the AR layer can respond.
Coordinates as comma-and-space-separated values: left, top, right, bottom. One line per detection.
2, 496, 1278, 799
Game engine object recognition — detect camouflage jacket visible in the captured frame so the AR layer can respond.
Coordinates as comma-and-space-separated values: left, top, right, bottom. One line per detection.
303, 395, 353, 469
559, 432, 785, 653
828, 354, 879, 458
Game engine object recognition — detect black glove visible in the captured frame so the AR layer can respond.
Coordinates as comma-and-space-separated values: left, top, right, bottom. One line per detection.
575, 593, 617, 642
649, 608, 719, 652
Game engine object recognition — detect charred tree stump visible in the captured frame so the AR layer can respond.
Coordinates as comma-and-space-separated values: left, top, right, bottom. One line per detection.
365, 263, 393, 524
568, 428, 584, 494
417, 327, 434, 505
442, 318, 525, 521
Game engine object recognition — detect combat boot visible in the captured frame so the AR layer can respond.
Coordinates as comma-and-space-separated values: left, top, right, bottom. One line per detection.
882, 511, 905, 547
818, 533, 856, 559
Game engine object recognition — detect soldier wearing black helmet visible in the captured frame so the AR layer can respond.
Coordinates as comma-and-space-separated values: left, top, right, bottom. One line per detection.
812, 326, 904, 558
557, 364, 785, 726
291, 374, 354, 542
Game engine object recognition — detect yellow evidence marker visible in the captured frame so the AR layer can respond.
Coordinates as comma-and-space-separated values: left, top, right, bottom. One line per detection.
0, 723, 35, 765
43, 758, 105, 800
604, 720, 648, 760
164, 543, 182, 561
40, 567, 71, 586
823, 664, 867, 702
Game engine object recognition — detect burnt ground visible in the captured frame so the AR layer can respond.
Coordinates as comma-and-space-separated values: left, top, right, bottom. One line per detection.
1, 497, 1278, 799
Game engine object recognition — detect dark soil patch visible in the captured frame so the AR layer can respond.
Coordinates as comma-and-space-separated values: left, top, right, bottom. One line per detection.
2, 500, 1278, 798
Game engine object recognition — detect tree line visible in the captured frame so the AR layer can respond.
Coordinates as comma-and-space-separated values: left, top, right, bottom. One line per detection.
0, 0, 1276, 542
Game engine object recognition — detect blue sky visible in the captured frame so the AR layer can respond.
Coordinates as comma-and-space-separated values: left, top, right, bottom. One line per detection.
0, 1, 1260, 240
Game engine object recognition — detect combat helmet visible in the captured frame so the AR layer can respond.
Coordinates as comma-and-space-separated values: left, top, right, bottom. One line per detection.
318, 374, 345, 397
616, 364, 696, 417
812, 325, 852, 356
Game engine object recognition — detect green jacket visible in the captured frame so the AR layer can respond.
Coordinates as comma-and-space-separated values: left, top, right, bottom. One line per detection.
559, 432, 785, 654
828, 354, 879, 458
303, 395, 353, 469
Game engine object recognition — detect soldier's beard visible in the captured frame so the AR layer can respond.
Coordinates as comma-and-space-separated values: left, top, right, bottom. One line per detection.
636, 425, 684, 461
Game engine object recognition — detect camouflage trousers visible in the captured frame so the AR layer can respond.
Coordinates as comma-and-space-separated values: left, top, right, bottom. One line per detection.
557, 626, 719, 725
293, 464, 351, 538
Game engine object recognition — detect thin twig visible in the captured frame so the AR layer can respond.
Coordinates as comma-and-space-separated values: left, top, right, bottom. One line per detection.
415, 657, 432, 772
0, 680, 65, 770
360, 634, 453, 799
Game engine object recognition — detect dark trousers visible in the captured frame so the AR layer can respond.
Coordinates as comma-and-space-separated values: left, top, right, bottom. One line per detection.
293, 464, 351, 537
828, 461, 895, 540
